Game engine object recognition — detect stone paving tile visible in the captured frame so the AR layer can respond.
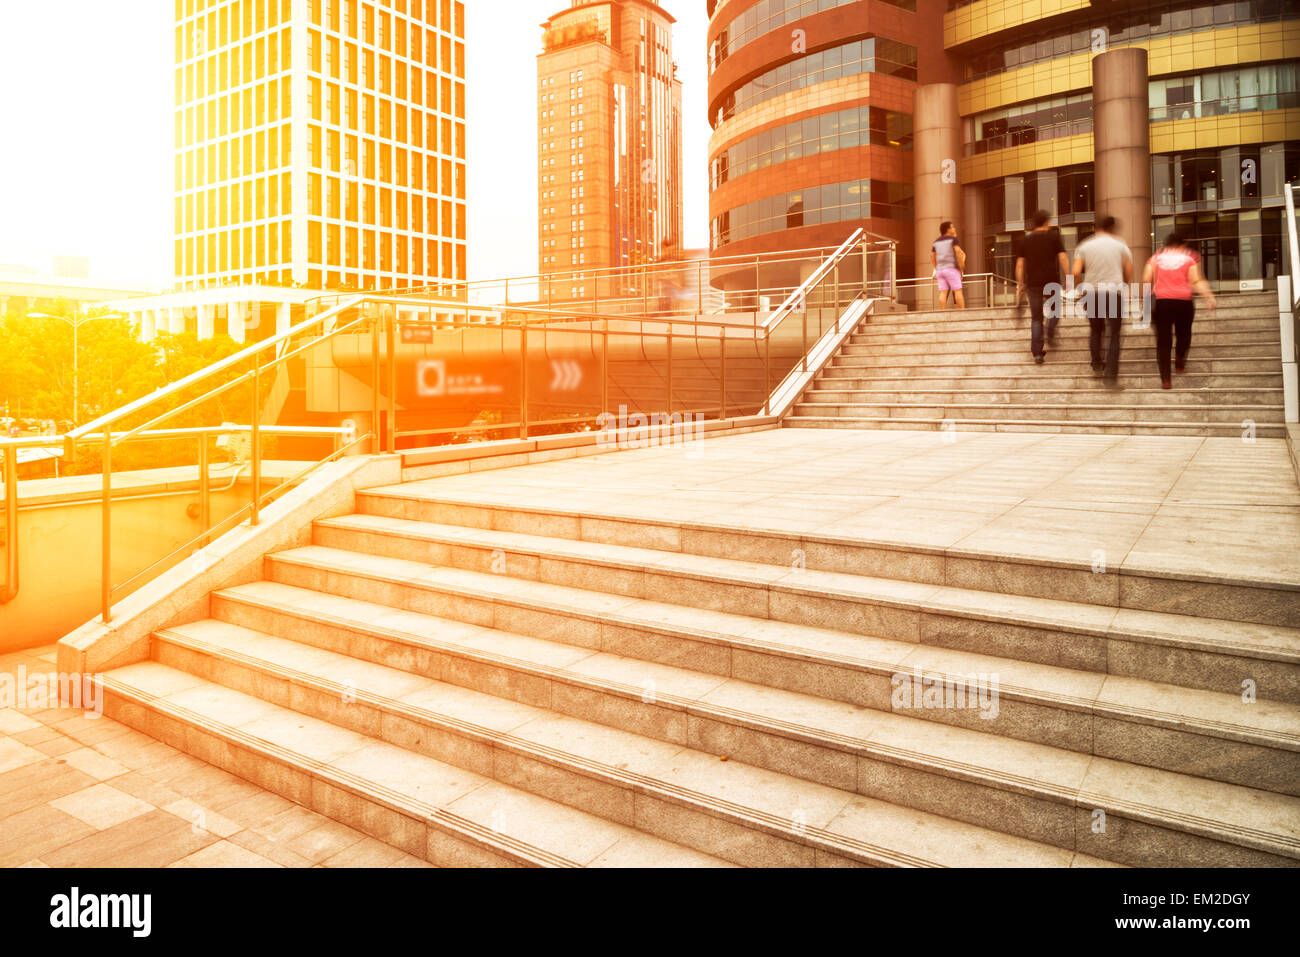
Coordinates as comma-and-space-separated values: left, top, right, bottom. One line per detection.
0, 647, 422, 868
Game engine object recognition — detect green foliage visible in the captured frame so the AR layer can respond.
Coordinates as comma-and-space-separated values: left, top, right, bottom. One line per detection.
0, 299, 252, 475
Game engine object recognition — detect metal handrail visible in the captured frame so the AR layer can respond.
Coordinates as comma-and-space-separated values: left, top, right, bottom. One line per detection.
3, 234, 899, 628
1282, 183, 1299, 424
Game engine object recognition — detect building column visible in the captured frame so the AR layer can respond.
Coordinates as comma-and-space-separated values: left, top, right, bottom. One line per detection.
276, 301, 293, 336
913, 83, 963, 309
140, 310, 156, 342
228, 301, 247, 344
169, 307, 185, 335
197, 303, 215, 340
962, 184, 987, 278
1093, 48, 1152, 275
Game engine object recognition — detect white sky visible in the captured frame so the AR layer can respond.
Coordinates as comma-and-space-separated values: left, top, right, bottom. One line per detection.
0, 0, 710, 289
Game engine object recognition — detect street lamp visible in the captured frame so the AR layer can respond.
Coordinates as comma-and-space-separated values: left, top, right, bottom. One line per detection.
27, 310, 125, 428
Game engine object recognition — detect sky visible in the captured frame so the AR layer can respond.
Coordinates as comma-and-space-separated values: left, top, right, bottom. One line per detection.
0, 0, 710, 289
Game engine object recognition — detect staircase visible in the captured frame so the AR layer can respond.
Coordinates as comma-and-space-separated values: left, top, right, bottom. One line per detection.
92, 476, 1300, 867
790, 293, 1288, 437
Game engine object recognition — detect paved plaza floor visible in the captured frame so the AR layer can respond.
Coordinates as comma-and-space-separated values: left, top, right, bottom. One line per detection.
406, 427, 1300, 591
0, 646, 434, 868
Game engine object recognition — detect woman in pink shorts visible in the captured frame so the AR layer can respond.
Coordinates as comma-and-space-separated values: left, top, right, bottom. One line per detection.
1141, 234, 1217, 389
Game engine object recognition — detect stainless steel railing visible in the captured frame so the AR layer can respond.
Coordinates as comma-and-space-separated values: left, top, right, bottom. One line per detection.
0, 232, 896, 627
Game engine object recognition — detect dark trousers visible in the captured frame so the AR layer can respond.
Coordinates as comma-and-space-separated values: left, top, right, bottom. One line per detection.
1027, 286, 1059, 358
1153, 298, 1195, 381
1085, 287, 1126, 380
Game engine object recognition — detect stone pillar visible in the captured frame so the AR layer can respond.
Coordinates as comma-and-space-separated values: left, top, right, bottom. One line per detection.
962, 184, 986, 277
913, 83, 964, 282
197, 303, 214, 340
228, 301, 247, 344
1093, 48, 1152, 273
140, 310, 156, 342
170, 307, 185, 335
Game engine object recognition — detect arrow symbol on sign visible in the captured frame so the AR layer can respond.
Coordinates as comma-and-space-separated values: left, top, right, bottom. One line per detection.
550, 359, 583, 392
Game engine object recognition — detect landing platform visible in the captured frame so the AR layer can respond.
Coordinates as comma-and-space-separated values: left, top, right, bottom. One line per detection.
392, 428, 1300, 594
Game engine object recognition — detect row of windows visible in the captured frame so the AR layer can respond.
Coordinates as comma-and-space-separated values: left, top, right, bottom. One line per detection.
1151, 62, 1300, 120
176, 226, 466, 280
178, 125, 290, 190
711, 178, 914, 248
176, 27, 290, 106
176, 175, 466, 237
715, 37, 918, 126
177, 174, 289, 234
976, 144, 1299, 233
711, 106, 913, 189
307, 27, 465, 89
177, 80, 287, 149
304, 86, 466, 159
966, 64, 1300, 155
959, 0, 1296, 83
1154, 144, 1300, 207
175, 0, 290, 62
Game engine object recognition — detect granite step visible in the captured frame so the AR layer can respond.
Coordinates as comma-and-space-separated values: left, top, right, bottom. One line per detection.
97, 662, 728, 867
210, 579, 1300, 795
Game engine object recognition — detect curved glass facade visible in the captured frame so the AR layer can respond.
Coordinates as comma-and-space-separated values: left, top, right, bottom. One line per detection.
711, 178, 914, 247
709, 0, 858, 71
714, 36, 918, 125
711, 106, 913, 189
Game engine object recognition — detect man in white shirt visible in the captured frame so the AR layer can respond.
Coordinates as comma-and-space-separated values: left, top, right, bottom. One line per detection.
1072, 215, 1133, 389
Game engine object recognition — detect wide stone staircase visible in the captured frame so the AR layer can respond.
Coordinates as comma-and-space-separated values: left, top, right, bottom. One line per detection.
92, 476, 1300, 867
790, 292, 1288, 436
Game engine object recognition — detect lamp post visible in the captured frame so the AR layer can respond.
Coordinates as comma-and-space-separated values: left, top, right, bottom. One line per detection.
27, 310, 125, 428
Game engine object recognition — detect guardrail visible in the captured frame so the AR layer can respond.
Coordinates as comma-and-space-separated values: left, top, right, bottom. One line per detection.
1282, 183, 1299, 424
1, 232, 895, 629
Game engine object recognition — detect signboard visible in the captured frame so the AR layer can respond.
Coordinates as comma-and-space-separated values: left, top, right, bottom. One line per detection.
401, 324, 434, 344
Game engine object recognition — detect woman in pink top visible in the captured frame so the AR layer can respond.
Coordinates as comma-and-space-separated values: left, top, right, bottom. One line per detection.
1142, 234, 1217, 389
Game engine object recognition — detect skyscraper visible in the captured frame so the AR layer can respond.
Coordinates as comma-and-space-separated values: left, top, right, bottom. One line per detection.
538, 0, 684, 301
172, 0, 467, 296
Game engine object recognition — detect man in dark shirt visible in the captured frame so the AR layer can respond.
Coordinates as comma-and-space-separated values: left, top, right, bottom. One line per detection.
1015, 209, 1071, 364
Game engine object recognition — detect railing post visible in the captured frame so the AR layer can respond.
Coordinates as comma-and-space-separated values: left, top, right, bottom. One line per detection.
666, 327, 674, 416
199, 432, 210, 541
519, 321, 530, 440
801, 300, 808, 373
601, 316, 609, 421
370, 306, 381, 453
2, 447, 17, 603
386, 308, 397, 455
101, 434, 112, 623
719, 324, 727, 420
698, 259, 704, 315
250, 357, 261, 528
763, 331, 771, 416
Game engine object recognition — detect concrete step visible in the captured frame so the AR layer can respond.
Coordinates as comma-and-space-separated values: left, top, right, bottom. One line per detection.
808, 388, 1285, 407
830, 354, 1283, 373
267, 535, 1300, 706
817, 371, 1285, 391
862, 312, 1280, 338
793, 403, 1287, 425
787, 415, 1291, 439
851, 324, 1280, 345
97, 661, 727, 867
145, 617, 1300, 866
348, 492, 1300, 638
841, 343, 1280, 361
211, 579, 1300, 796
